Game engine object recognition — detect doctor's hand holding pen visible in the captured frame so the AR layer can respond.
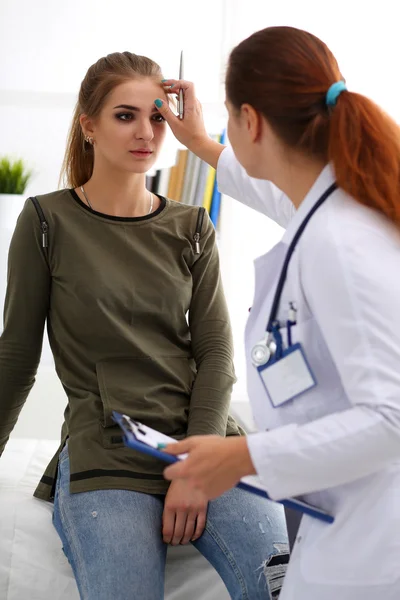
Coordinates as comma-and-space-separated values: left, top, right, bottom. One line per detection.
154, 79, 225, 170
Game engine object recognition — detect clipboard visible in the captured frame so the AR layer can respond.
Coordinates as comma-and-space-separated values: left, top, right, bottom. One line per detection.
112, 411, 334, 524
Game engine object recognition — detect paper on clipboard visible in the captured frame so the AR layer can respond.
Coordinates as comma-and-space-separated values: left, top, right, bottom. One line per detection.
120, 414, 188, 459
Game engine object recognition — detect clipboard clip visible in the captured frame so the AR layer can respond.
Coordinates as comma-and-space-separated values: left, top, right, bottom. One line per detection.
115, 412, 165, 450
121, 414, 146, 437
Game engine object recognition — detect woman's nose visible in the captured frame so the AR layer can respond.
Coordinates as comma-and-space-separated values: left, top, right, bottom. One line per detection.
135, 119, 154, 141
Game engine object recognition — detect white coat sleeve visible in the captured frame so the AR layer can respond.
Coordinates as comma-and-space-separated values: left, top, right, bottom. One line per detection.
216, 146, 295, 228
246, 207, 400, 500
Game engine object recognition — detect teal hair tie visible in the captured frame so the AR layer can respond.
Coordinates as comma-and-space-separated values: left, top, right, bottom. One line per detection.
326, 81, 347, 107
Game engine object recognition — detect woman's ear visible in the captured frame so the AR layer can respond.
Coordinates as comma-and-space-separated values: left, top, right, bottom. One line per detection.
240, 104, 262, 143
79, 114, 95, 138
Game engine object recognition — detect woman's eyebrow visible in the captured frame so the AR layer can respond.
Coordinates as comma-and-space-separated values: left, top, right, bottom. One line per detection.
113, 104, 158, 113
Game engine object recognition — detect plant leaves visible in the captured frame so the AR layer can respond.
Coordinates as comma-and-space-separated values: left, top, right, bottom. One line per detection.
0, 157, 32, 194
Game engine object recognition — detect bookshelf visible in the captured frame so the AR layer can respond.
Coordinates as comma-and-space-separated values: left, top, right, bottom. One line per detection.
146, 129, 225, 230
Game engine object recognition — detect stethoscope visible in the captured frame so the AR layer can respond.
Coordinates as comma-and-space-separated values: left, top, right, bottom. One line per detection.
251, 182, 338, 367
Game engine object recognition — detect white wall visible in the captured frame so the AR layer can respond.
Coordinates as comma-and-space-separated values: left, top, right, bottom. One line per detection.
218, 200, 283, 401
221, 0, 400, 122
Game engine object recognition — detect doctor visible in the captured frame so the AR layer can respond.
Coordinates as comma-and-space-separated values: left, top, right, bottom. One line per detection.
154, 25, 400, 599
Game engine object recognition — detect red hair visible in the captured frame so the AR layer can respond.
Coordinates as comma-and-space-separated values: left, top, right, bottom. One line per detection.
226, 26, 400, 226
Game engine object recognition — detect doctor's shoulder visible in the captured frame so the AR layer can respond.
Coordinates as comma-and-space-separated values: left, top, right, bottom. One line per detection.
300, 186, 400, 273
327, 187, 400, 247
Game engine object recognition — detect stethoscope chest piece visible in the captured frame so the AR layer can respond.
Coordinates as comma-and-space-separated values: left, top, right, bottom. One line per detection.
251, 337, 277, 367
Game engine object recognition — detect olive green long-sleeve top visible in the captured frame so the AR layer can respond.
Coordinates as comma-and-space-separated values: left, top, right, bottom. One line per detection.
0, 189, 241, 502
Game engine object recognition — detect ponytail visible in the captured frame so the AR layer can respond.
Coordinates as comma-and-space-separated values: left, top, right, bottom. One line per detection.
60, 103, 94, 188
329, 92, 400, 226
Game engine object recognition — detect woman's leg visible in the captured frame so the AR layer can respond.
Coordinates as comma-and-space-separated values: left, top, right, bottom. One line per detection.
192, 487, 289, 600
53, 446, 167, 600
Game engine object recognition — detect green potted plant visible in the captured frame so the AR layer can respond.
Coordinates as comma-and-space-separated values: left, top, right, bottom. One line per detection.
0, 157, 32, 229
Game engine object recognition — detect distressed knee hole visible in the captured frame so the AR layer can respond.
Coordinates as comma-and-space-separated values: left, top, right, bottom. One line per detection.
257, 543, 289, 598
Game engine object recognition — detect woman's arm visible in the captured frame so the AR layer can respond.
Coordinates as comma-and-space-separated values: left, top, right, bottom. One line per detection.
186, 211, 236, 437
155, 80, 295, 227
0, 200, 51, 454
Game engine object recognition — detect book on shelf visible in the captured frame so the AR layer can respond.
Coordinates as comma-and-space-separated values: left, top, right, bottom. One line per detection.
209, 129, 226, 228
157, 167, 171, 197
193, 159, 210, 208
150, 130, 226, 229
174, 149, 189, 202
167, 163, 178, 199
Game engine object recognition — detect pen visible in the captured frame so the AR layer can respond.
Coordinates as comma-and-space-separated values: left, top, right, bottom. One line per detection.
178, 50, 184, 120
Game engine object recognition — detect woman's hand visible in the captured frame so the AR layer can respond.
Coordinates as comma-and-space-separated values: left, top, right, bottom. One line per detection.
154, 80, 225, 169
162, 435, 257, 500
162, 479, 208, 545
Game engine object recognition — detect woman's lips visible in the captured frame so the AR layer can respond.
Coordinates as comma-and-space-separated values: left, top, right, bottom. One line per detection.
129, 150, 153, 158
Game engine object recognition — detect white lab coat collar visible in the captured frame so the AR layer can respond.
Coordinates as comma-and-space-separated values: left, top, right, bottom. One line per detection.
281, 164, 336, 245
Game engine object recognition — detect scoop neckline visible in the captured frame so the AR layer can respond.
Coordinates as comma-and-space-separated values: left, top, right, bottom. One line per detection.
69, 188, 167, 222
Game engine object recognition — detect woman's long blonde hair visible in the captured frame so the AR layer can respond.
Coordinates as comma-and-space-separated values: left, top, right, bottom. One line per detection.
60, 52, 162, 189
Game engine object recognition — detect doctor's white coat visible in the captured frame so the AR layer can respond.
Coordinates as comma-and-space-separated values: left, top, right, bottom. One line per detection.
217, 146, 400, 599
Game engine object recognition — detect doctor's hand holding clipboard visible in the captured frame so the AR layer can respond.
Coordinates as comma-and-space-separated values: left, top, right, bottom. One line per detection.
113, 411, 334, 525
154, 26, 400, 600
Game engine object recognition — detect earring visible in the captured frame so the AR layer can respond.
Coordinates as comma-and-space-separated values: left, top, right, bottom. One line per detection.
84, 135, 94, 145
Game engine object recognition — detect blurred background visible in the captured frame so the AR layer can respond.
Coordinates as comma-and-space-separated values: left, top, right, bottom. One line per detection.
1, 0, 399, 434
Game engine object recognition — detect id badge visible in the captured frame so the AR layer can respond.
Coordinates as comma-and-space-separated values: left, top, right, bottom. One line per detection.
257, 343, 316, 408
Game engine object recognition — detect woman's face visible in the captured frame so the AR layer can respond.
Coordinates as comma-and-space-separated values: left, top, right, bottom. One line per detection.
85, 78, 167, 174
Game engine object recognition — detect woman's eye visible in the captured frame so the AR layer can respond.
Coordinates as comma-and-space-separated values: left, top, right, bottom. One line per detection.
116, 113, 133, 121
152, 113, 165, 123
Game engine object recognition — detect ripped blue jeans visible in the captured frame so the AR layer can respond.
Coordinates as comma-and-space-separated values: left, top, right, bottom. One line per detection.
53, 444, 288, 600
